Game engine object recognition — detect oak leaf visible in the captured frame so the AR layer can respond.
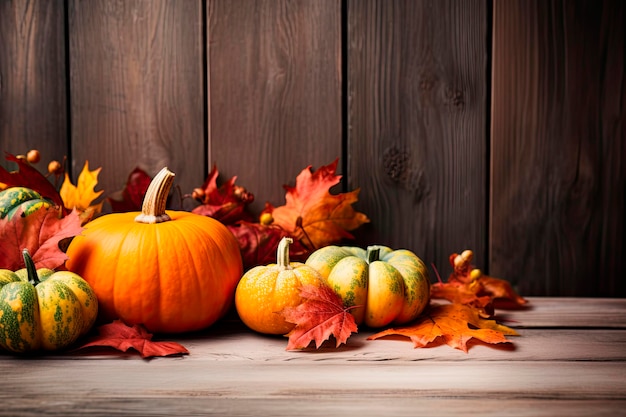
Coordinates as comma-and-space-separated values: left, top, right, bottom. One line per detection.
270, 159, 370, 251
0, 207, 83, 270
368, 304, 518, 353
60, 160, 103, 223
107, 167, 152, 212
74, 320, 189, 358
281, 284, 359, 350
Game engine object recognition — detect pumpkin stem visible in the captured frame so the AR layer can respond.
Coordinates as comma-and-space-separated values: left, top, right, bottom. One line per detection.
22, 249, 40, 286
135, 167, 175, 224
366, 246, 381, 264
277, 237, 293, 270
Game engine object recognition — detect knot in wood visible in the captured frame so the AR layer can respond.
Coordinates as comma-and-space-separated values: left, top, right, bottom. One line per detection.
419, 72, 438, 92
444, 87, 465, 109
382, 145, 410, 184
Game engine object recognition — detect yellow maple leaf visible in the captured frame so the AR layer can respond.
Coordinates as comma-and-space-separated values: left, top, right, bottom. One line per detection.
60, 161, 104, 223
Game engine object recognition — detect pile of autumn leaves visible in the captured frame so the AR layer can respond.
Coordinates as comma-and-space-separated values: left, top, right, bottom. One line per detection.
0, 153, 527, 354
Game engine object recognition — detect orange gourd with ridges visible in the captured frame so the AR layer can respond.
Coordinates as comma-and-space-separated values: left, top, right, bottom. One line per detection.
305, 245, 430, 328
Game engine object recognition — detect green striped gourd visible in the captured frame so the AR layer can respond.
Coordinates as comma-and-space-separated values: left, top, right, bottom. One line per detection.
0, 187, 52, 220
0, 250, 98, 353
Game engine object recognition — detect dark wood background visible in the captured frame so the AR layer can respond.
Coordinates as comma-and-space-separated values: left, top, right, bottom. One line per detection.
1, 0, 624, 297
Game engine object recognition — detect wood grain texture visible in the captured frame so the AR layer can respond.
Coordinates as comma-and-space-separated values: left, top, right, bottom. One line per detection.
0, 298, 625, 417
490, 0, 626, 296
68, 0, 204, 203
348, 0, 490, 278
0, 0, 67, 174
1, 362, 624, 416
207, 0, 342, 214
2, 1, 625, 298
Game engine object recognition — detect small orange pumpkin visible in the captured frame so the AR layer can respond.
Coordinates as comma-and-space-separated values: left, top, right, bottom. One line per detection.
66, 167, 243, 333
235, 237, 324, 335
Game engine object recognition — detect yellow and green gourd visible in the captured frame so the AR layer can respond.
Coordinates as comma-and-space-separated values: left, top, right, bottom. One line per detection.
305, 245, 430, 328
0, 187, 52, 220
0, 250, 98, 353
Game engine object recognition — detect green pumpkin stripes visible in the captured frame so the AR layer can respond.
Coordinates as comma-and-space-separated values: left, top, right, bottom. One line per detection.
0, 187, 52, 220
0, 250, 98, 353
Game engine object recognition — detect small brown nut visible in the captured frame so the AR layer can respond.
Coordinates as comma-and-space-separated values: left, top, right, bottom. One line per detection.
47, 160, 63, 175
26, 149, 41, 164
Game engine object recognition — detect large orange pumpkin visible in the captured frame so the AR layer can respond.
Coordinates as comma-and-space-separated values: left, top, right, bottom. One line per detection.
66, 167, 243, 334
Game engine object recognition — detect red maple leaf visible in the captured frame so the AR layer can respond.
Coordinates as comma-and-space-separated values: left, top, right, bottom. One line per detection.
74, 320, 189, 358
191, 165, 254, 224
0, 207, 83, 270
227, 221, 309, 270
0, 153, 66, 212
280, 284, 359, 350
107, 167, 152, 212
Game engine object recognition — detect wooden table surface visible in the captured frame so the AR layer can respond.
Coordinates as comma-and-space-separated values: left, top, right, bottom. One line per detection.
2, 297, 625, 417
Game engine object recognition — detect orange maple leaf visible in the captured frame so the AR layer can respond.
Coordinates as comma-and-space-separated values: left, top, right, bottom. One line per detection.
430, 280, 493, 309
478, 275, 528, 306
281, 284, 359, 350
368, 304, 518, 353
270, 159, 370, 251
60, 161, 104, 223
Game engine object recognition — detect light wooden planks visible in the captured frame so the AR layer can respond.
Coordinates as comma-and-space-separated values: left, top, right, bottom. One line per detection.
2, 396, 625, 417
1, 362, 625, 416
152, 325, 626, 363
496, 297, 626, 329
68, 0, 204, 202
0, 0, 67, 174
207, 0, 342, 214
490, 0, 626, 296
0, 298, 625, 416
347, 0, 490, 278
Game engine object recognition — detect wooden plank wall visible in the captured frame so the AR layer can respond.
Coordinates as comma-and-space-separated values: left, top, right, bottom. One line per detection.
0, 1, 67, 168
68, 0, 205, 203
207, 0, 342, 214
491, 0, 625, 297
348, 0, 489, 288
0, 0, 624, 297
